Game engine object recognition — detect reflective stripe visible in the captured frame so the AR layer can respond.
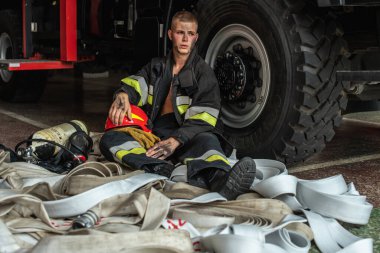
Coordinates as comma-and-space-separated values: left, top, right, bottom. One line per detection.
148, 95, 153, 105
189, 113, 217, 127
110, 141, 143, 161
176, 96, 191, 115
177, 105, 189, 115
184, 150, 229, 165
185, 106, 219, 118
115, 148, 146, 161
148, 85, 154, 105
121, 75, 148, 106
110, 141, 142, 154
185, 106, 219, 127
149, 85, 154, 94
205, 155, 229, 164
176, 96, 191, 106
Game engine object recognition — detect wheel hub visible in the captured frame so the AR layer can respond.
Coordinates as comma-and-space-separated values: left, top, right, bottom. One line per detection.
205, 24, 271, 128
214, 44, 262, 105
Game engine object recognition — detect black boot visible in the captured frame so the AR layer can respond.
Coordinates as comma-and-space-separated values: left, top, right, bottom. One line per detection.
210, 157, 256, 200
142, 163, 175, 178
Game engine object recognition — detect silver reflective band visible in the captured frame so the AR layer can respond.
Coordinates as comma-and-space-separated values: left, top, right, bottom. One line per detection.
183, 149, 228, 165
129, 75, 148, 105
148, 85, 154, 95
110, 141, 142, 160
184, 106, 219, 119
170, 164, 188, 182
110, 141, 142, 153
176, 96, 191, 106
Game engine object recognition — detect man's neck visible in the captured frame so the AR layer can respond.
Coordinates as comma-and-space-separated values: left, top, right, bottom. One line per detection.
172, 51, 190, 75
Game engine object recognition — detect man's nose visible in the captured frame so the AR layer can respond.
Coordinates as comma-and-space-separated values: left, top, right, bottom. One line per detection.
182, 34, 188, 41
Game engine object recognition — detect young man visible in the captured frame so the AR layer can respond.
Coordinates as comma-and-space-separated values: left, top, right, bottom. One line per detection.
100, 11, 256, 200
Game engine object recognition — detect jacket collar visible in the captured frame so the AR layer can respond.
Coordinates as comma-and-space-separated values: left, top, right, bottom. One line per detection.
166, 48, 198, 88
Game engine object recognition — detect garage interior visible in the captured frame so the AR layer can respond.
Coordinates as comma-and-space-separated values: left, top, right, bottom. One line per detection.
0, 69, 378, 252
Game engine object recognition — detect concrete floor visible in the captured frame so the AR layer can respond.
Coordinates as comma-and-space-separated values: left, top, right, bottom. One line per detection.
0, 70, 379, 250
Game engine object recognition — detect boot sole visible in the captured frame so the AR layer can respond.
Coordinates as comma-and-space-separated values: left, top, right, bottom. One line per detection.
219, 157, 256, 200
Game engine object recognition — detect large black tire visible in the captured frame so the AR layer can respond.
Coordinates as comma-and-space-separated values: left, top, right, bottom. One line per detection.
195, 0, 349, 164
0, 10, 47, 102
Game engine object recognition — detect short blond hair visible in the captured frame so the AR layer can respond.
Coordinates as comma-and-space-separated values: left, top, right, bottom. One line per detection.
171, 11, 198, 30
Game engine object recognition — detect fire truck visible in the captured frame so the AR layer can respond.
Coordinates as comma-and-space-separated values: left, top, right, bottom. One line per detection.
0, 0, 380, 164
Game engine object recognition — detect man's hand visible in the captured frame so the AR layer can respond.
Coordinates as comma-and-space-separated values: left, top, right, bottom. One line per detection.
146, 137, 180, 160
109, 92, 132, 125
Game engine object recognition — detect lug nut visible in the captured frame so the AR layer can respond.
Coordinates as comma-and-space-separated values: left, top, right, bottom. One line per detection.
256, 79, 263, 87
248, 94, 256, 103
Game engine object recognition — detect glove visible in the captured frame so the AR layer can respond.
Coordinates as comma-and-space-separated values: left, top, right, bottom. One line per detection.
114, 127, 161, 149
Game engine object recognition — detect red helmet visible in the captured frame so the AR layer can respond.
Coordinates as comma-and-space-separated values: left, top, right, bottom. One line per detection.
105, 105, 151, 132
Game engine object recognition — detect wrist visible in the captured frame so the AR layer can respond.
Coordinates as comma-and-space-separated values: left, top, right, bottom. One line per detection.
170, 137, 182, 148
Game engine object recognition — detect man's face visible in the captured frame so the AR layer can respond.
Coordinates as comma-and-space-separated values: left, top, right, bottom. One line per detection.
168, 20, 198, 56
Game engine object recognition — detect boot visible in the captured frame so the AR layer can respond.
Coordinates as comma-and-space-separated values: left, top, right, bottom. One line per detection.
215, 157, 256, 200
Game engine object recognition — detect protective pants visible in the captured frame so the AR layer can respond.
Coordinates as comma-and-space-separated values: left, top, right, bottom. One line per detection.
99, 113, 231, 188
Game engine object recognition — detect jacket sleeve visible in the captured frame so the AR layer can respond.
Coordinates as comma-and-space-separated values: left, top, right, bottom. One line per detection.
113, 62, 151, 106
171, 62, 221, 145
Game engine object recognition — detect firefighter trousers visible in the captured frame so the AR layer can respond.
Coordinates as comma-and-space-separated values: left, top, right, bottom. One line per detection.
99, 113, 231, 188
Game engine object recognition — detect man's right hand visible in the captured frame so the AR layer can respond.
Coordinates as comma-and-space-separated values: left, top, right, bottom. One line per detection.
109, 92, 132, 125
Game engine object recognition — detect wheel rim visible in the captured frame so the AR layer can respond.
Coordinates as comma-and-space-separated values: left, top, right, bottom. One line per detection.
0, 33, 14, 83
205, 24, 271, 128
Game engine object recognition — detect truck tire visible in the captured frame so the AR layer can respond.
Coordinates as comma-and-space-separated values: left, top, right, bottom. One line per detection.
196, 0, 349, 164
0, 10, 47, 102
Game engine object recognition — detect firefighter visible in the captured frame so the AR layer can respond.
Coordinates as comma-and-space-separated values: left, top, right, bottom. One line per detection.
100, 11, 256, 200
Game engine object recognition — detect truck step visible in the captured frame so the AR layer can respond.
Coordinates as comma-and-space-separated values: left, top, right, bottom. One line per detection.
0, 59, 73, 71
336, 70, 380, 82
318, 0, 380, 7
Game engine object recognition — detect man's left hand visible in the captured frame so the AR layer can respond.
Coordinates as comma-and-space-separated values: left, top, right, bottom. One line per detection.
146, 137, 180, 160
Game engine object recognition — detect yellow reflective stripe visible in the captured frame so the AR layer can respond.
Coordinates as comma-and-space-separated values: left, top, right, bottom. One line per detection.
189, 112, 217, 127
205, 155, 229, 165
185, 106, 219, 119
177, 104, 189, 115
184, 154, 229, 165
115, 147, 146, 160
121, 77, 143, 106
176, 96, 191, 115
148, 95, 153, 105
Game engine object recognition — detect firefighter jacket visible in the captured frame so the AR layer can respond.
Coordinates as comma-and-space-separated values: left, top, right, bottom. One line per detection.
116, 48, 222, 146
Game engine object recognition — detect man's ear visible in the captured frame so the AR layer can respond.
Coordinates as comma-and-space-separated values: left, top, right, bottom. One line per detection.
168, 29, 173, 41
195, 33, 199, 43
